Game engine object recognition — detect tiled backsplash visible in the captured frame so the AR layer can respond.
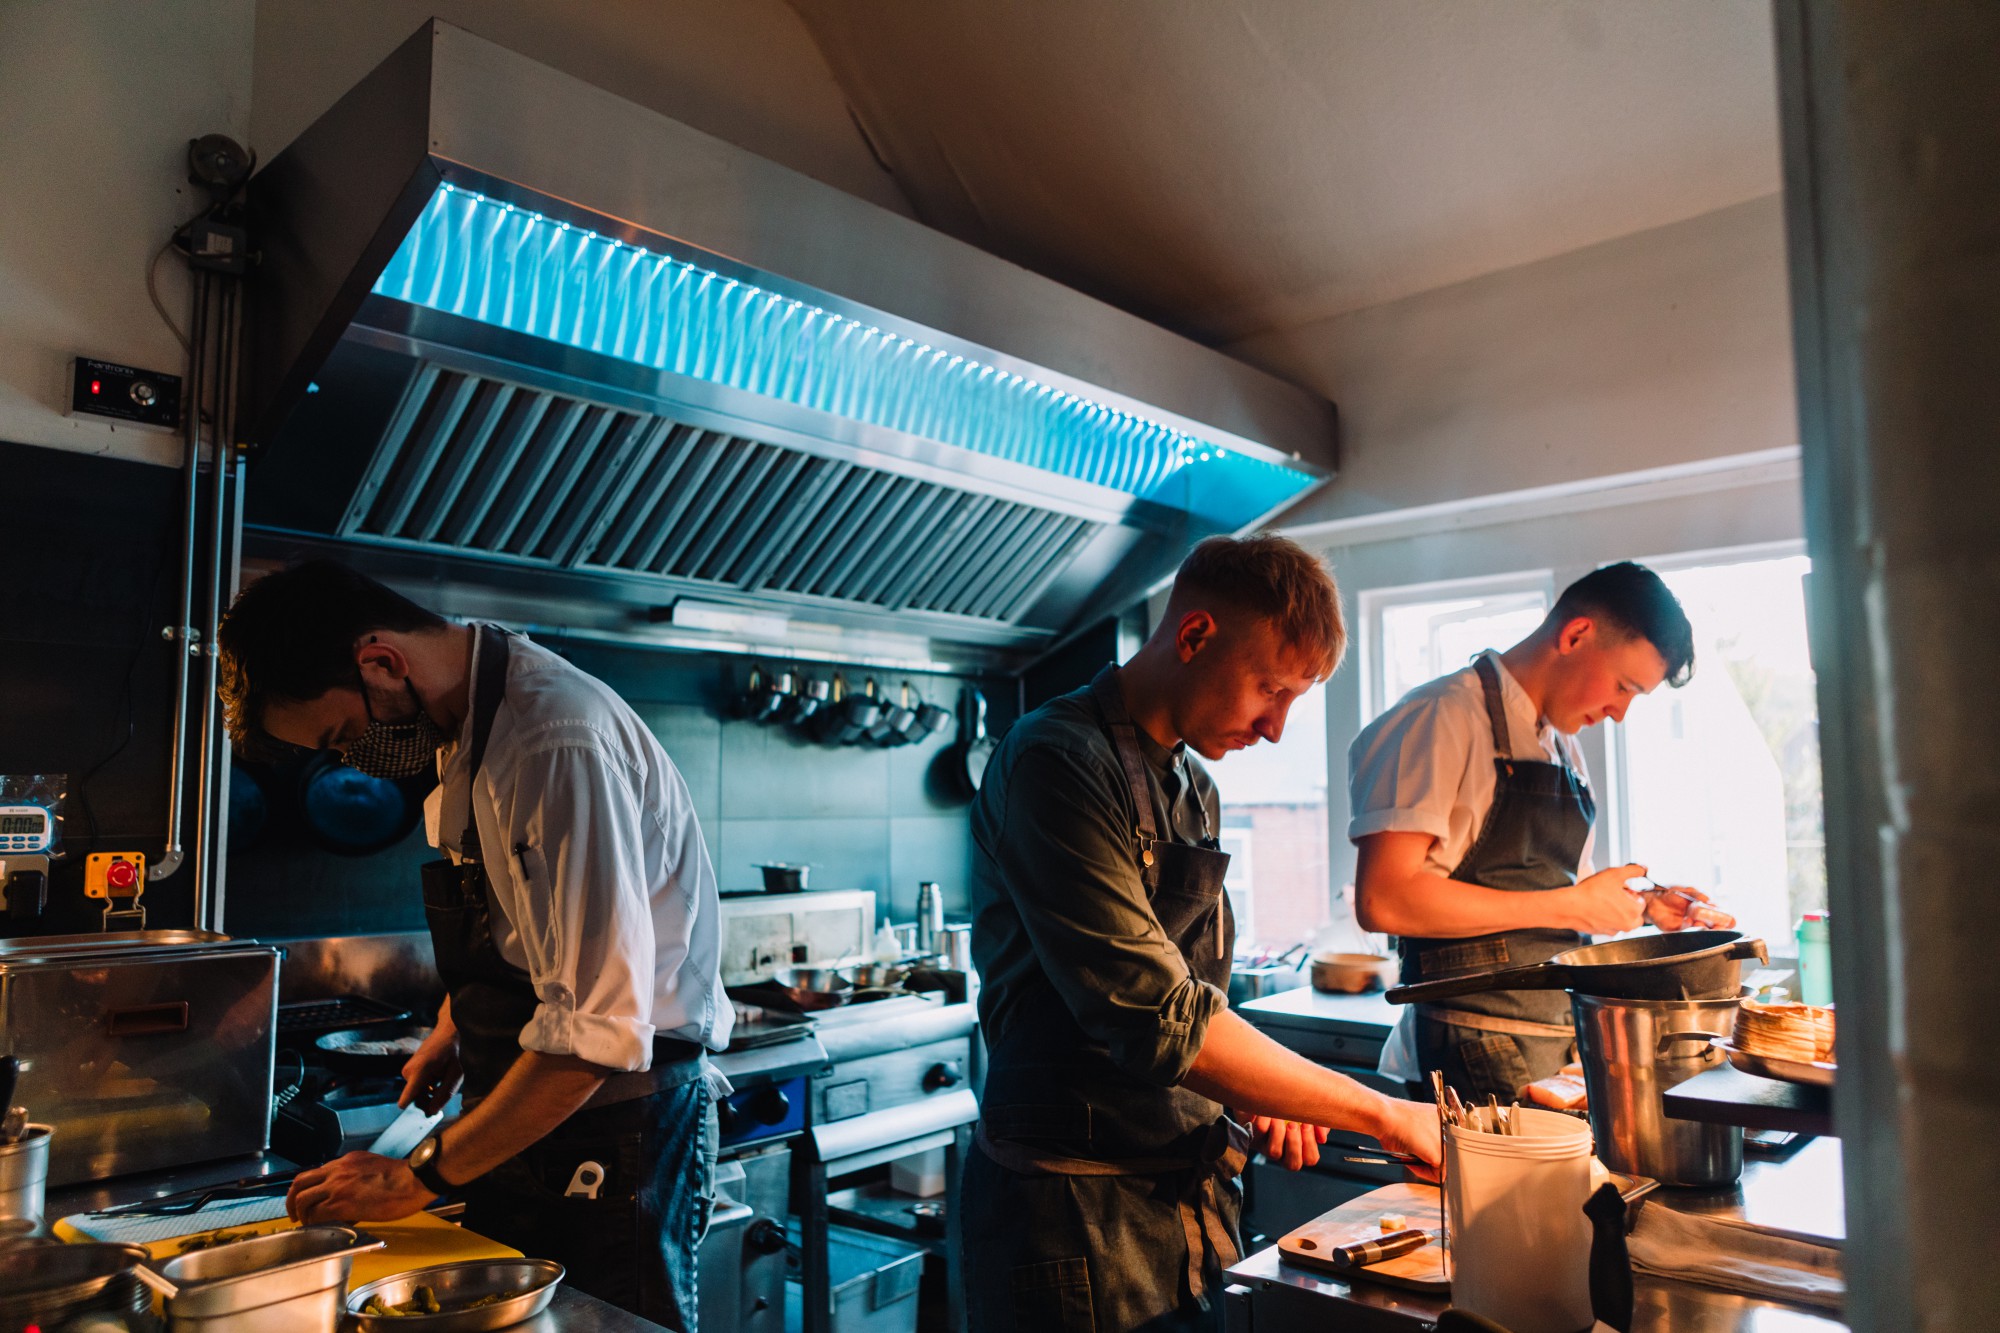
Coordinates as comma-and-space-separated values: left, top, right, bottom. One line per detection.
225, 638, 1011, 940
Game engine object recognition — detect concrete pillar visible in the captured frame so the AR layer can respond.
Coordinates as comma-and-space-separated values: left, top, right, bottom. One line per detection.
1773, 2, 2000, 1329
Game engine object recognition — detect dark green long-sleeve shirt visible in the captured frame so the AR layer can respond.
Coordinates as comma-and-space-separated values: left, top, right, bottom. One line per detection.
968, 679, 1226, 1087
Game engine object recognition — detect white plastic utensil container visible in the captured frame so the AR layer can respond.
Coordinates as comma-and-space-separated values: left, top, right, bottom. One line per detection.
1444, 1106, 1594, 1333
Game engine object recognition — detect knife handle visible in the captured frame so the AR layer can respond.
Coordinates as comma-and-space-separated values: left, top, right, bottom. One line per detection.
1331, 1229, 1431, 1268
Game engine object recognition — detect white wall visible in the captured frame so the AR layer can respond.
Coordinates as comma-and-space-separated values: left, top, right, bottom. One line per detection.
0, 1, 904, 471
1234, 194, 1797, 525
0, 1, 257, 467
1226, 194, 1806, 892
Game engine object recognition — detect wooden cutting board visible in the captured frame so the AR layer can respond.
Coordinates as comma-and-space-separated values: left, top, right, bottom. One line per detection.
1276, 1181, 1450, 1292
55, 1209, 519, 1286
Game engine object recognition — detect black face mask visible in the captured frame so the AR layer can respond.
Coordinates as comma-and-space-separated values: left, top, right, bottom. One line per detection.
343, 677, 448, 779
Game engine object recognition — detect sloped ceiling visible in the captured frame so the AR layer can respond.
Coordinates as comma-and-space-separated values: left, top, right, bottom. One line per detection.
787, 0, 1781, 346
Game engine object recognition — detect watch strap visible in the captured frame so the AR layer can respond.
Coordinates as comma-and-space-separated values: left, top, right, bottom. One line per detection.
407, 1135, 453, 1195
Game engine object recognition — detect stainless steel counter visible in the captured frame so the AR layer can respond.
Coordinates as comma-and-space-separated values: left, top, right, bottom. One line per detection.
1226, 1141, 1847, 1331
1225, 1245, 1845, 1332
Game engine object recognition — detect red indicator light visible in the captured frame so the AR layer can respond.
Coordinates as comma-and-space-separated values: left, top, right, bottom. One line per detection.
91, 379, 101, 395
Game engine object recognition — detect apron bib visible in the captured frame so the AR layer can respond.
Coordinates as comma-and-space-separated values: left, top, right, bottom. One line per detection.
1398, 655, 1595, 1100
417, 625, 712, 1328
965, 667, 1246, 1332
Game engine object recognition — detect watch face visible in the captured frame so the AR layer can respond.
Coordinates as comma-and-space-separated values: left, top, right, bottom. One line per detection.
409, 1135, 436, 1166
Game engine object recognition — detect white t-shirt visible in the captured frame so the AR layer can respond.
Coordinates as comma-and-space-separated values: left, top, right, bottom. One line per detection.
426, 631, 733, 1074
1347, 651, 1594, 1081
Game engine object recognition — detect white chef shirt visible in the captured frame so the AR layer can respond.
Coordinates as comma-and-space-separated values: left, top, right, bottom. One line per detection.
1347, 650, 1595, 1081
426, 631, 732, 1074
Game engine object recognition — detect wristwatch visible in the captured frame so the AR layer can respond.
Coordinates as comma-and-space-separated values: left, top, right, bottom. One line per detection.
406, 1133, 453, 1196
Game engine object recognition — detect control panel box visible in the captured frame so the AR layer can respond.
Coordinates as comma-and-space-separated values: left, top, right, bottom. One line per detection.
69, 357, 181, 430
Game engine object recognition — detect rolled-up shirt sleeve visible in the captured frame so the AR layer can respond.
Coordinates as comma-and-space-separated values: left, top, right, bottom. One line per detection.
992, 743, 1226, 1087
1347, 698, 1474, 845
491, 737, 658, 1072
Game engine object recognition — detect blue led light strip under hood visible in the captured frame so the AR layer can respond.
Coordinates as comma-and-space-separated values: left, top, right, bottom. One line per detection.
371, 185, 1316, 523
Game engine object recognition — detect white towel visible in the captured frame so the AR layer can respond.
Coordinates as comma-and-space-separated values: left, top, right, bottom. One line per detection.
1626, 1200, 1843, 1312
63, 1195, 290, 1246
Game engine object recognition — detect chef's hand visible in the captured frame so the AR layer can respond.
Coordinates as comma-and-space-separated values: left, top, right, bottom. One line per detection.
1557, 863, 1649, 935
1642, 884, 1736, 932
1372, 1096, 1444, 1183
286, 1151, 437, 1224
399, 1023, 463, 1113
1250, 1115, 1330, 1171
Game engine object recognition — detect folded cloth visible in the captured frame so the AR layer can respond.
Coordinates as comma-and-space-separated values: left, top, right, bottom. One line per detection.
1626, 1201, 1843, 1312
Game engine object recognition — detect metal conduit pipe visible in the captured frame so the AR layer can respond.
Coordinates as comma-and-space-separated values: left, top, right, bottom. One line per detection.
153, 269, 212, 885
191, 276, 238, 928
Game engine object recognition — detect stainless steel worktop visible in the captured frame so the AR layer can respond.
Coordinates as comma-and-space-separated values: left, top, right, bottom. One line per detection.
1226, 1141, 1846, 1331
44, 1153, 673, 1332
1238, 983, 1402, 1039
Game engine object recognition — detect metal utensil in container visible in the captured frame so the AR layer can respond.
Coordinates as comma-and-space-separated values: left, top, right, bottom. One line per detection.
1571, 993, 1746, 1186
141, 1225, 385, 1332
346, 1258, 564, 1330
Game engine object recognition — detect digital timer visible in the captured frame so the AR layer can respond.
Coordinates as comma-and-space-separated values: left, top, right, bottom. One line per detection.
0, 805, 54, 855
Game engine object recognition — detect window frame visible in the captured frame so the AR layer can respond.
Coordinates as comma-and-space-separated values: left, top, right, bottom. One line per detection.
1598, 538, 1810, 871
1357, 569, 1557, 722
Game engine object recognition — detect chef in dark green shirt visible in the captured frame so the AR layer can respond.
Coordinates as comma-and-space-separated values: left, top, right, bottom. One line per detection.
962, 534, 1442, 1333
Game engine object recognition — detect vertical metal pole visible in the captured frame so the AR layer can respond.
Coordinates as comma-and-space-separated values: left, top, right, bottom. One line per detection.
153, 271, 210, 888
192, 277, 237, 930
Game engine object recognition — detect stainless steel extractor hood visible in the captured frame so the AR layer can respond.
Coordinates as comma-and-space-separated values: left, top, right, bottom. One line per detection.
242, 20, 1335, 670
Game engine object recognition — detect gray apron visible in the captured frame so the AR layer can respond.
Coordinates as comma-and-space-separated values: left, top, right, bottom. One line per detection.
964, 667, 1247, 1333
1400, 655, 1595, 1100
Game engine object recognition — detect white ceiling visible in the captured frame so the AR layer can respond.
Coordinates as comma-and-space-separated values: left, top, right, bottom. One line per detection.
787, 0, 1782, 345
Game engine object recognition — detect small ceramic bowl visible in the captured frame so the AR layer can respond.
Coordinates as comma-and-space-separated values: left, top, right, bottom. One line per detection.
1310, 951, 1397, 994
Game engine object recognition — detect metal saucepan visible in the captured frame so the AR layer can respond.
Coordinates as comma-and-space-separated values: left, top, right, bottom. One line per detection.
754, 862, 809, 893
1385, 930, 1768, 1006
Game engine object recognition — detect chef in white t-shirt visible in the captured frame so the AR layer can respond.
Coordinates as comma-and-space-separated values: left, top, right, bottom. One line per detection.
1347, 563, 1732, 1100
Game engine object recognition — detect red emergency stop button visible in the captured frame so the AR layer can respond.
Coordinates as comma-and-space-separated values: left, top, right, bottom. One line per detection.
105, 859, 138, 892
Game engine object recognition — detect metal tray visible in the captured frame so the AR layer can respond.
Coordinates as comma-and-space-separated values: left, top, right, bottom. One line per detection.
1714, 1036, 1835, 1087
346, 1258, 563, 1329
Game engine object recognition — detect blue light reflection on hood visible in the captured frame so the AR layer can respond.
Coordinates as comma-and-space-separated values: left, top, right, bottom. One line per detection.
370, 185, 1316, 525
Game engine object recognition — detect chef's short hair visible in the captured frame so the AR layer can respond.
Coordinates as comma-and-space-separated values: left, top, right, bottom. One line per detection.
217, 560, 447, 753
1550, 562, 1695, 686
1167, 534, 1345, 678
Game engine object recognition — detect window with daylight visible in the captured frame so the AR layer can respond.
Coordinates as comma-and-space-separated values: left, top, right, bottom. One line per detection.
1211, 683, 1330, 954
1608, 550, 1824, 952
1362, 575, 1555, 721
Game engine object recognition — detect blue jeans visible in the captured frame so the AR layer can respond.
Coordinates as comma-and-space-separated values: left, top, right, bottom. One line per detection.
459, 1073, 718, 1329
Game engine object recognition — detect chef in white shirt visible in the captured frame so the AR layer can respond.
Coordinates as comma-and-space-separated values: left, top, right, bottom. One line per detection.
217, 560, 728, 1331
1348, 562, 1731, 1101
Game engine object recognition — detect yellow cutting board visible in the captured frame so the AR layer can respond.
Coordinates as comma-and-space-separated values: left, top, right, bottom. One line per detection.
54, 1210, 519, 1286
1277, 1181, 1450, 1292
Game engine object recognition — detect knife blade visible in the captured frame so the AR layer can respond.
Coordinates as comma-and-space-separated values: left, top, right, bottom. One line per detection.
368, 1101, 442, 1159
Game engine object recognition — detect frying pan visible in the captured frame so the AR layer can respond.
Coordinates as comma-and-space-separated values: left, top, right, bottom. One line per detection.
946, 686, 998, 800
314, 1018, 434, 1076
1385, 930, 1768, 1006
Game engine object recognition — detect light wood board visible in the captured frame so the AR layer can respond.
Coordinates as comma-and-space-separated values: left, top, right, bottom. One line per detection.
1276, 1181, 1450, 1292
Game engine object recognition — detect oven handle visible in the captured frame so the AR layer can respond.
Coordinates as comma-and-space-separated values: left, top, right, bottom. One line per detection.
107, 1001, 191, 1037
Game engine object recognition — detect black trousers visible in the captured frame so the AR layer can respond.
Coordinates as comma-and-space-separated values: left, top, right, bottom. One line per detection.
458, 1077, 718, 1330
